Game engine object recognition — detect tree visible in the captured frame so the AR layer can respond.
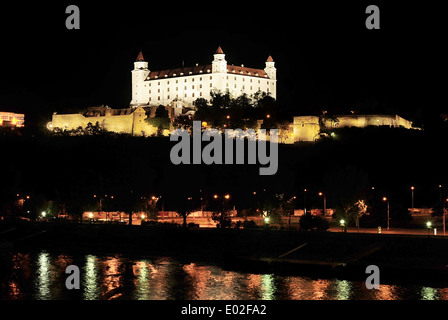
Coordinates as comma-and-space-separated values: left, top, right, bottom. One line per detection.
146, 106, 170, 136
345, 200, 368, 230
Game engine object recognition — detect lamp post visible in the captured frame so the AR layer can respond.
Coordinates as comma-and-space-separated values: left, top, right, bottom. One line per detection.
213, 194, 231, 227
411, 186, 415, 209
444, 198, 448, 236
383, 197, 389, 231
318, 192, 326, 216
426, 221, 432, 237
304, 189, 307, 214
340, 219, 346, 232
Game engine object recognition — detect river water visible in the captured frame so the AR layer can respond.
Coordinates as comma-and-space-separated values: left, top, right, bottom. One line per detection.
1, 249, 447, 300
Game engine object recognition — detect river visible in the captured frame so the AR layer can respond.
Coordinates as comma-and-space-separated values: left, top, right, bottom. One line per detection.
1, 249, 447, 300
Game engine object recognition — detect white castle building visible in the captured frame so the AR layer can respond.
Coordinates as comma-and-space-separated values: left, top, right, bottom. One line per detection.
130, 46, 277, 114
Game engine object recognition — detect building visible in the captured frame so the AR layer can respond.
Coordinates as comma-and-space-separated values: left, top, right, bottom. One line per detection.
292, 114, 415, 142
49, 105, 162, 136
0, 111, 25, 127
130, 46, 277, 109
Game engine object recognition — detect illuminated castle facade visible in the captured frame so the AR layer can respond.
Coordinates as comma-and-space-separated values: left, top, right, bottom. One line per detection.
130, 47, 277, 113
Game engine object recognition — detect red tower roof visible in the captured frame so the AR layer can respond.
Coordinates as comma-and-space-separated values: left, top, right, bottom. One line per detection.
215, 46, 224, 54
266, 55, 274, 62
136, 51, 145, 61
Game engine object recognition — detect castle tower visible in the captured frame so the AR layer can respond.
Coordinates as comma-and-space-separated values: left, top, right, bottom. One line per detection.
212, 46, 227, 73
131, 51, 150, 107
264, 55, 276, 80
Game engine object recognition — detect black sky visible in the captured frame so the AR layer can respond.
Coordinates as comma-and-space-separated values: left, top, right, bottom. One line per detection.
0, 1, 445, 127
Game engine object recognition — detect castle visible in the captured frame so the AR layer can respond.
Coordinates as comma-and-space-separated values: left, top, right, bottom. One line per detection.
130, 46, 277, 113
48, 46, 277, 136
47, 46, 416, 141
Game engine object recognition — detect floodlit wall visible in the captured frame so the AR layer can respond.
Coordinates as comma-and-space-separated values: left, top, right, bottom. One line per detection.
292, 116, 320, 142
50, 107, 158, 136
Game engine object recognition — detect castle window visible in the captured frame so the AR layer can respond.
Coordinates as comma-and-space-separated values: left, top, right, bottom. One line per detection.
199, 84, 202, 89
210, 83, 212, 87
192, 85, 194, 89
200, 92, 202, 96
192, 93, 195, 97
158, 96, 160, 100
158, 89, 160, 93
200, 77, 202, 81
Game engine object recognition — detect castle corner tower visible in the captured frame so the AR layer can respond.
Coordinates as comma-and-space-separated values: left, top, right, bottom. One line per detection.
130, 51, 150, 107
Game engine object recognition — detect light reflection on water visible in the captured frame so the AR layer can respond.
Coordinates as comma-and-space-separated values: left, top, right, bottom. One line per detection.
1, 250, 448, 300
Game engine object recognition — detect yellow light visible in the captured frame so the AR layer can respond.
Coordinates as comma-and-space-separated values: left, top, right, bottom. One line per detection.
382, 197, 387, 201
152, 196, 156, 200
89, 213, 93, 219
202, 121, 207, 127
226, 115, 230, 119
266, 114, 270, 118
141, 214, 146, 220
214, 195, 218, 199
340, 219, 345, 226
318, 192, 323, 196
426, 221, 432, 228
411, 186, 415, 190
224, 194, 230, 199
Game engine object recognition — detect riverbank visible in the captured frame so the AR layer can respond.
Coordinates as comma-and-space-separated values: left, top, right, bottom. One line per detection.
2, 221, 448, 287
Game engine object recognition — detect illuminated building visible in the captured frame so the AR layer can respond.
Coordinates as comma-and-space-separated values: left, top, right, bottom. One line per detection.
48, 105, 164, 136
0, 111, 25, 127
130, 47, 277, 112
292, 114, 416, 142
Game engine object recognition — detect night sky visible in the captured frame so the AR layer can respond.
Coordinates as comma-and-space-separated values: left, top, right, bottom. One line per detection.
0, 1, 445, 128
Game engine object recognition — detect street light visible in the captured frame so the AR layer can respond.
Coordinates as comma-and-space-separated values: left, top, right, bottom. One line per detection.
426, 221, 432, 236
340, 219, 346, 232
41, 211, 46, 218
411, 186, 415, 209
444, 198, 448, 236
382, 197, 389, 231
318, 192, 326, 216
303, 189, 307, 214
